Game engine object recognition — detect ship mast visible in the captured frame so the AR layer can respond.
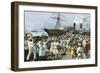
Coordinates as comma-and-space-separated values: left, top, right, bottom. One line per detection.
50, 12, 66, 29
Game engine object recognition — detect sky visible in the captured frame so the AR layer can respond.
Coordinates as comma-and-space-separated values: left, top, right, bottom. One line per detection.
24, 11, 90, 32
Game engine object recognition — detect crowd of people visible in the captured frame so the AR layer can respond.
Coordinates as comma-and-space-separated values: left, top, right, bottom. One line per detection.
24, 32, 90, 61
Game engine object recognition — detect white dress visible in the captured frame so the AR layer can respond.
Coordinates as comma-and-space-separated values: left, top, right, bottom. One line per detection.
27, 41, 36, 60
77, 47, 83, 59
53, 42, 59, 55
